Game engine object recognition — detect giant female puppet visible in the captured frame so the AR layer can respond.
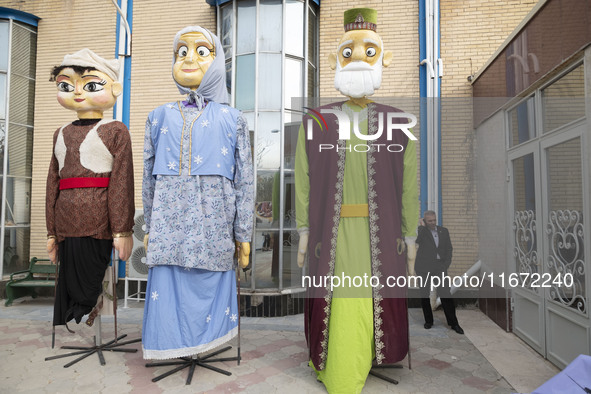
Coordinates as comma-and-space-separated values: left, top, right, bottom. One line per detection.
295, 8, 419, 393
46, 49, 135, 328
141, 26, 253, 360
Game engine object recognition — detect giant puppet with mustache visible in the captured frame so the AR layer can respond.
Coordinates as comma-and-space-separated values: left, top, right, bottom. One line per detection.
295, 8, 419, 393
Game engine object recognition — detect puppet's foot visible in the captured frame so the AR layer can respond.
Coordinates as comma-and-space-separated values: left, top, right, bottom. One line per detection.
85, 299, 103, 327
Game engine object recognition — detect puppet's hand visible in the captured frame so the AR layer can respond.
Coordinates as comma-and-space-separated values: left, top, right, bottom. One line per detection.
297, 232, 309, 268
405, 237, 417, 276
235, 241, 250, 269
113, 236, 133, 261
143, 233, 149, 251
47, 238, 58, 263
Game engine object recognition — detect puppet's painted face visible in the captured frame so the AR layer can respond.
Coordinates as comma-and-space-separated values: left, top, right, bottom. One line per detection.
56, 68, 120, 118
336, 29, 383, 68
331, 29, 392, 99
173, 32, 215, 89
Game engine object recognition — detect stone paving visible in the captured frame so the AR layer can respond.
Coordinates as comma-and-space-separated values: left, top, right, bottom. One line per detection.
0, 298, 556, 393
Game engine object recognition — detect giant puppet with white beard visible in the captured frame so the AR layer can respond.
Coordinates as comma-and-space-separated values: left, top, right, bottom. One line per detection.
295, 8, 419, 393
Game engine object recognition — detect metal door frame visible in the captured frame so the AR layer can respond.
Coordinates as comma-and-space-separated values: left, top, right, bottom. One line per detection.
539, 121, 590, 367
508, 142, 545, 355
507, 53, 591, 365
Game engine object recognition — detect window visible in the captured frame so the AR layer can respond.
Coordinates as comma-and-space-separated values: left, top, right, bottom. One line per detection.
218, 0, 318, 291
507, 96, 535, 148
542, 64, 585, 133
0, 13, 38, 277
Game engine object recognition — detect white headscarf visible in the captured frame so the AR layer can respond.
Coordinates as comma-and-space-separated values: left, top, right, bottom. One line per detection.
61, 48, 120, 82
172, 26, 229, 110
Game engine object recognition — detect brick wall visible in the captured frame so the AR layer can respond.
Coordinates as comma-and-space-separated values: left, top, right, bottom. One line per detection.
439, 0, 537, 275
318, 0, 419, 98
320, 0, 537, 275
1, 0, 216, 259
2, 0, 119, 259
129, 1, 216, 206
3, 0, 540, 274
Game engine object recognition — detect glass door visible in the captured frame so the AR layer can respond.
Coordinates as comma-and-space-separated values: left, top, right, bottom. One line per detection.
540, 125, 589, 367
509, 146, 545, 355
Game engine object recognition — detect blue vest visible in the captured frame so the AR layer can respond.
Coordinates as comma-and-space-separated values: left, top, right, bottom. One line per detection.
149, 101, 239, 180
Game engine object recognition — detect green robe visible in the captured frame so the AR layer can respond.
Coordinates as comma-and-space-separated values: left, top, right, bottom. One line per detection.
295, 102, 418, 393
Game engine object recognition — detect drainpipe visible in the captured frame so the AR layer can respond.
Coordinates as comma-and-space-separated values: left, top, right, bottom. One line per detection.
113, 0, 132, 127
112, 0, 132, 278
419, 0, 442, 219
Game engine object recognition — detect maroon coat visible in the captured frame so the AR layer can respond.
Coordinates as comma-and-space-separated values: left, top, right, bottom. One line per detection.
300, 101, 412, 369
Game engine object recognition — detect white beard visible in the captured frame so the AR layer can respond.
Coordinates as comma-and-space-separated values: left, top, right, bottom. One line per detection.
334, 58, 383, 98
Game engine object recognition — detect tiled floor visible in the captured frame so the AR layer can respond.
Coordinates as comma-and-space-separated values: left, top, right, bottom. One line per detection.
0, 298, 559, 393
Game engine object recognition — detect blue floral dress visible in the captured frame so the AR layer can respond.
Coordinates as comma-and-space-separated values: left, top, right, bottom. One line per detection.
141, 102, 253, 360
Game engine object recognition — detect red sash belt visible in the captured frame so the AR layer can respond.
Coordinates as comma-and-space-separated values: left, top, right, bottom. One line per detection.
59, 177, 110, 190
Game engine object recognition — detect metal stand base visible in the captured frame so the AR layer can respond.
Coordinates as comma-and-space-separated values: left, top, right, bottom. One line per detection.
45, 334, 140, 368
369, 364, 403, 384
145, 346, 240, 385
47, 251, 140, 368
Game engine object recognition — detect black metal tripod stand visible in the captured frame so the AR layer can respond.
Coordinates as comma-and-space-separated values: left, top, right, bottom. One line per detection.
46, 254, 141, 367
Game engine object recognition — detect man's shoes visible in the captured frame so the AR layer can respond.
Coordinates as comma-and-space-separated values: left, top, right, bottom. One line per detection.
424, 322, 433, 329
451, 325, 464, 334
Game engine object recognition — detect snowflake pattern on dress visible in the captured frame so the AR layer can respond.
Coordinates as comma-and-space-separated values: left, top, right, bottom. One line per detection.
142, 103, 254, 271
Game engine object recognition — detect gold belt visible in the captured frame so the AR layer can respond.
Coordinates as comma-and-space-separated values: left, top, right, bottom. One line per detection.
340, 204, 369, 217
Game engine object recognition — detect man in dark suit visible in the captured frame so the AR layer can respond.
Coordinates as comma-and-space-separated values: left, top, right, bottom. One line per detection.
415, 210, 463, 334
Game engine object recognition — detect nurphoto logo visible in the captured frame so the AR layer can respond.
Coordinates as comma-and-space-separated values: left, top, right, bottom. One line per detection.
303, 107, 417, 153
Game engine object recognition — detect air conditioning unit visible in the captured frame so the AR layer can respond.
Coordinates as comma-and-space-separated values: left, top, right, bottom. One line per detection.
128, 209, 148, 279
